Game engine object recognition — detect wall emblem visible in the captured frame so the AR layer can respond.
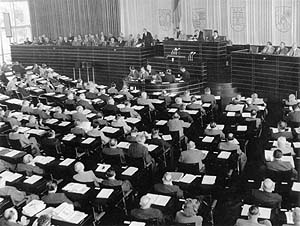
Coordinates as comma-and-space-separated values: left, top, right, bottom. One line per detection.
230, 7, 246, 32
192, 8, 206, 29
275, 6, 292, 33
159, 9, 172, 31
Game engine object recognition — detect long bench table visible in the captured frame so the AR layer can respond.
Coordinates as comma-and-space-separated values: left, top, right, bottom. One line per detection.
231, 49, 300, 100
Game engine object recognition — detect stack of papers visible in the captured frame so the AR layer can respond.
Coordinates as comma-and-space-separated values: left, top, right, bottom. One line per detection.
101, 126, 119, 133
162, 135, 172, 141
95, 164, 111, 172
241, 204, 271, 219
92, 98, 103, 103
285, 212, 294, 224
237, 125, 247, 131
33, 156, 55, 165
129, 222, 146, 226
96, 188, 114, 198
202, 136, 214, 143
62, 134, 76, 141
0, 171, 22, 182
144, 144, 158, 152
125, 118, 141, 124
217, 151, 231, 159
24, 175, 42, 184
291, 182, 300, 192
117, 142, 131, 149
202, 103, 211, 108
152, 92, 162, 96
63, 183, 90, 194
4, 150, 20, 157
202, 175, 216, 185
146, 193, 171, 206
59, 158, 75, 166
59, 121, 71, 127
227, 112, 236, 117
179, 174, 197, 183
156, 120, 167, 126
242, 112, 251, 118
293, 142, 300, 148
122, 167, 138, 176
22, 200, 46, 217
81, 137, 95, 144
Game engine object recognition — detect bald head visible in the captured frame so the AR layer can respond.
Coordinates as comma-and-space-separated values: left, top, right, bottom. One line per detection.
140, 195, 151, 209
293, 207, 300, 223
74, 162, 85, 173
162, 172, 172, 184
4, 207, 18, 222
262, 178, 275, 192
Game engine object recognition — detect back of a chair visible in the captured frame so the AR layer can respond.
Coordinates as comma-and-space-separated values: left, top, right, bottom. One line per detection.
125, 156, 145, 169
9, 138, 23, 151
102, 153, 123, 166
0, 134, 10, 148
265, 169, 292, 184
177, 162, 200, 175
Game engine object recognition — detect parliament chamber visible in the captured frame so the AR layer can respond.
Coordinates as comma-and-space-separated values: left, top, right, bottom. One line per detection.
1, 0, 300, 226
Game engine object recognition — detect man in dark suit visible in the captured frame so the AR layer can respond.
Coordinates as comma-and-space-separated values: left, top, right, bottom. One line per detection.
212, 30, 221, 42
101, 168, 132, 192
42, 181, 73, 205
142, 28, 153, 47
275, 41, 289, 55
102, 97, 119, 115
127, 134, 153, 165
179, 66, 190, 81
162, 69, 176, 83
154, 172, 183, 198
102, 138, 125, 161
72, 106, 88, 122
266, 149, 298, 179
179, 141, 206, 171
178, 105, 194, 123
193, 29, 204, 41
78, 94, 95, 111
270, 121, 293, 140
287, 103, 300, 123
250, 178, 282, 208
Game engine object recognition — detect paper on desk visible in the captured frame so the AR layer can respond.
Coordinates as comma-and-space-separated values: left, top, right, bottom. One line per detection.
162, 135, 172, 141
92, 98, 102, 103
62, 134, 76, 141
36, 207, 55, 218
271, 128, 279, 133
202, 175, 216, 185
59, 158, 75, 166
258, 106, 265, 111
285, 212, 294, 224
24, 175, 42, 184
152, 92, 162, 96
168, 108, 177, 113
77, 90, 86, 94
46, 119, 59, 124
156, 120, 167, 126
59, 121, 71, 127
291, 182, 300, 192
167, 172, 184, 181
132, 105, 144, 110
86, 113, 96, 118
202, 150, 209, 158
122, 167, 138, 176
241, 204, 271, 219
129, 221, 146, 226
155, 195, 171, 206
217, 151, 231, 159
206, 124, 224, 130
63, 183, 90, 194
114, 94, 124, 99
179, 174, 197, 183
44, 92, 55, 96
33, 156, 55, 165
242, 112, 251, 118
151, 99, 164, 104
293, 142, 300, 148
54, 94, 65, 98
227, 112, 236, 117
125, 118, 141, 124
0, 171, 22, 182
117, 104, 125, 109
202, 136, 214, 143
101, 126, 119, 133
67, 211, 88, 224
82, 137, 95, 144
17, 127, 31, 133
202, 103, 211, 108
131, 90, 140, 93
104, 115, 116, 121
95, 164, 111, 172
184, 110, 198, 115
22, 200, 46, 217
4, 150, 20, 157
264, 150, 273, 161
144, 144, 158, 152
97, 188, 114, 198
0, 122, 5, 127
28, 129, 46, 136
117, 141, 130, 149
237, 125, 247, 131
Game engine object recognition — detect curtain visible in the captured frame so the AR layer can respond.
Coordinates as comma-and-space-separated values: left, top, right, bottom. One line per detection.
28, 0, 120, 39
120, 0, 300, 45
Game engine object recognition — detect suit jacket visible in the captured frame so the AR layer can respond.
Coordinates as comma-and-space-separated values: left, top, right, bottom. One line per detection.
33, 109, 50, 120
167, 119, 190, 137
181, 71, 190, 81
261, 46, 275, 55
0, 186, 26, 205
85, 92, 98, 100
288, 48, 300, 57
127, 143, 152, 164
99, 94, 110, 103
251, 189, 282, 208
266, 159, 294, 172
154, 183, 183, 198
142, 32, 153, 47
72, 112, 88, 122
270, 130, 293, 140
120, 107, 140, 118
102, 147, 124, 157
70, 126, 85, 136
21, 106, 33, 114
103, 104, 119, 115
9, 132, 30, 148
179, 149, 206, 169
178, 111, 193, 123
162, 74, 176, 83
101, 179, 132, 192
288, 111, 300, 123
175, 211, 203, 226
235, 218, 272, 226
73, 170, 98, 183
53, 112, 70, 121
137, 98, 155, 110
16, 163, 44, 176
201, 94, 216, 105
218, 141, 241, 154
78, 99, 95, 111
131, 208, 164, 222
42, 193, 73, 205
275, 47, 289, 55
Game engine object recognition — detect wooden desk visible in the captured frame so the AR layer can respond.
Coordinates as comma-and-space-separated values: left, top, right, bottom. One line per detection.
231, 50, 300, 101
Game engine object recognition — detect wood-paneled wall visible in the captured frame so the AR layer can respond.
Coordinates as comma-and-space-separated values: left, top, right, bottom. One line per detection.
28, 0, 120, 39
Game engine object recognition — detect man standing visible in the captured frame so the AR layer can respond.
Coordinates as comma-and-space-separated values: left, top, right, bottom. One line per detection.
142, 28, 153, 47
179, 66, 190, 81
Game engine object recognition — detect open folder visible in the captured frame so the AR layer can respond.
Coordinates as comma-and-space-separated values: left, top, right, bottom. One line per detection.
241, 204, 271, 219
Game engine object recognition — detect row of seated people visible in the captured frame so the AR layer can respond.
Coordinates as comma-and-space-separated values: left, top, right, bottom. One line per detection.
259, 41, 300, 57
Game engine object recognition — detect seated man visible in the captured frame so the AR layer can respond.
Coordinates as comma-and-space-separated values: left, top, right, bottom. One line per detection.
204, 122, 225, 139
158, 90, 171, 107
270, 121, 293, 140
270, 136, 295, 155
167, 113, 191, 139
245, 110, 262, 129
131, 195, 164, 223
285, 93, 298, 106
72, 106, 88, 122
266, 149, 298, 179
101, 168, 132, 192
53, 106, 70, 121
201, 87, 216, 107
16, 154, 44, 176
77, 93, 95, 111
244, 99, 259, 112
42, 181, 73, 205
70, 121, 86, 136
260, 41, 275, 55
64, 92, 76, 108
178, 105, 194, 123
126, 127, 139, 142
127, 134, 154, 165
282, 207, 300, 226
235, 205, 272, 226
87, 122, 110, 144
186, 96, 205, 114
41, 130, 62, 156
102, 97, 119, 115
73, 162, 103, 185
102, 138, 125, 162
170, 97, 183, 109
119, 85, 133, 100
250, 178, 282, 208
175, 198, 202, 226
287, 102, 300, 123
120, 101, 141, 119
9, 125, 40, 156
154, 172, 183, 198
107, 82, 119, 95
162, 69, 176, 83
93, 112, 109, 126
137, 92, 155, 110
98, 88, 110, 103
33, 103, 50, 120
0, 207, 27, 226
20, 100, 33, 114
0, 176, 38, 205
179, 141, 206, 172
181, 90, 192, 103
218, 133, 247, 173
111, 114, 131, 134
251, 93, 265, 105
147, 128, 171, 150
